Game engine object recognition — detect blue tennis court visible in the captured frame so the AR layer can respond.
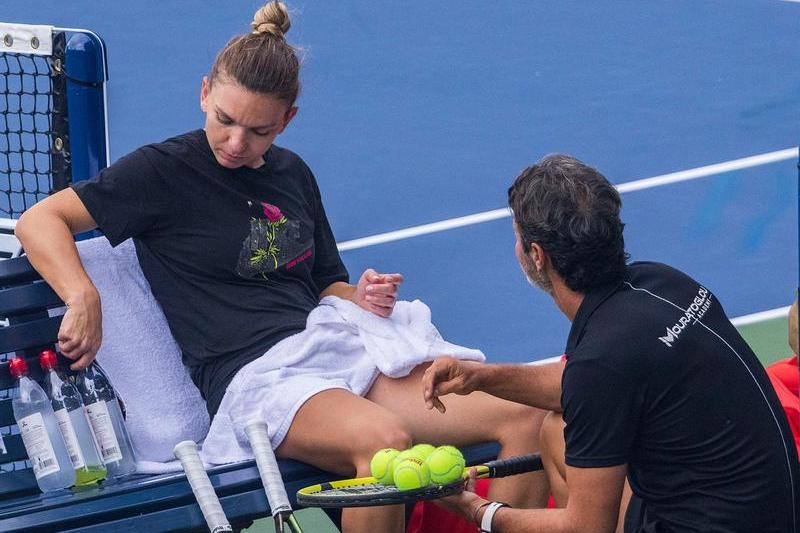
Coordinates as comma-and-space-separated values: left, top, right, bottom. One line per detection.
4, 0, 798, 364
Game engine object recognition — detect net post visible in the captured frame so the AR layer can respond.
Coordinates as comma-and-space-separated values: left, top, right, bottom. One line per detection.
64, 31, 108, 185
50, 32, 69, 192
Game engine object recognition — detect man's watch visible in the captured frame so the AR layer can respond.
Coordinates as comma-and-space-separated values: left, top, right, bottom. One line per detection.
480, 501, 510, 533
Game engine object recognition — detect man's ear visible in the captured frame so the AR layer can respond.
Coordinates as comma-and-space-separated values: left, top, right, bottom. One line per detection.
530, 243, 546, 270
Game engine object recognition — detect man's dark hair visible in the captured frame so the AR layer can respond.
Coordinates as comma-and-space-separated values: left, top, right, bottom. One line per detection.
507, 154, 629, 293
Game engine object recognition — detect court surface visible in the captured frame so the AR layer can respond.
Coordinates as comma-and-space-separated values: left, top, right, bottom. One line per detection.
3, 0, 797, 363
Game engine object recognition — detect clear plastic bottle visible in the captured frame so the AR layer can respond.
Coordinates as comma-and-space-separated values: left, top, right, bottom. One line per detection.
76, 364, 137, 478
9, 357, 76, 492
39, 349, 107, 486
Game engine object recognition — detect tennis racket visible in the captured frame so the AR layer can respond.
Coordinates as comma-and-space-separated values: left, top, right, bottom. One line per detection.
173, 440, 233, 533
245, 421, 304, 533
297, 453, 543, 508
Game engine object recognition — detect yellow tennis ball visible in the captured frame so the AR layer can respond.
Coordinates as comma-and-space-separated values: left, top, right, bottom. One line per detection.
370, 448, 400, 485
426, 445, 466, 485
411, 443, 436, 461
393, 448, 424, 469
393, 457, 431, 491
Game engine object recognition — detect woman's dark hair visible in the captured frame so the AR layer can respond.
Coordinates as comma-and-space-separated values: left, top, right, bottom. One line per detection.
508, 154, 629, 293
209, 1, 300, 105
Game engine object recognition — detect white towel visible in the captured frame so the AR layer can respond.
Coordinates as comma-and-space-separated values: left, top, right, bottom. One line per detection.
76, 237, 210, 473
76, 237, 485, 473
199, 296, 485, 465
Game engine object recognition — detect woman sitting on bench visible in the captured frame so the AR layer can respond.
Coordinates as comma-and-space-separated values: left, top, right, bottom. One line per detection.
15, 2, 549, 532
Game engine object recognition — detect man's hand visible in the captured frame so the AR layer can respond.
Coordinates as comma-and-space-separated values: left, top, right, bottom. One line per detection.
435, 468, 486, 524
422, 357, 487, 413
353, 268, 404, 317
58, 289, 103, 370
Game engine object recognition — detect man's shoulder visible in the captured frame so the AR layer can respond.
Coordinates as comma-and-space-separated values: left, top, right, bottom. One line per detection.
570, 262, 702, 362
625, 261, 698, 287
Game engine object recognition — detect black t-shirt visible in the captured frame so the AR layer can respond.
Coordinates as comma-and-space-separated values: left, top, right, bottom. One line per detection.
562, 262, 799, 533
73, 130, 349, 417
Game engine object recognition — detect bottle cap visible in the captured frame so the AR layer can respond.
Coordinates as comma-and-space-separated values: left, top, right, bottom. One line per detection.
8, 357, 29, 379
39, 349, 58, 371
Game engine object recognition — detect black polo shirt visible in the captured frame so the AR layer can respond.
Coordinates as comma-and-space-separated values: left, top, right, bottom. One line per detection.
562, 262, 799, 533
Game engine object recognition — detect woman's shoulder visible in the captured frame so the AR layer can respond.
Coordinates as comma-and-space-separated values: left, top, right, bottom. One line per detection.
267, 144, 317, 186
268, 143, 308, 170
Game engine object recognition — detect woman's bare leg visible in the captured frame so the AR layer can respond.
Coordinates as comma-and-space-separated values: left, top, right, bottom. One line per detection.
540, 410, 568, 506
276, 388, 412, 533
540, 410, 632, 530
366, 363, 550, 508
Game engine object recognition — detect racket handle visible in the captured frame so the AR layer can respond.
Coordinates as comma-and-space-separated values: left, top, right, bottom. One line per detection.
173, 441, 233, 533
484, 453, 543, 478
245, 420, 293, 516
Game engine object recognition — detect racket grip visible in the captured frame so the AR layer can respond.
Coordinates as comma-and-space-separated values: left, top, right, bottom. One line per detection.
173, 441, 233, 533
484, 454, 543, 478
245, 420, 293, 516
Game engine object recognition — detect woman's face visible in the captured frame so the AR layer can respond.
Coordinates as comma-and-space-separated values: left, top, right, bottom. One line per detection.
200, 76, 297, 169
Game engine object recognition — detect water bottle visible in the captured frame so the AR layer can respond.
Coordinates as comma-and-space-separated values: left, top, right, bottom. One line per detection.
76, 363, 137, 478
9, 357, 75, 492
39, 349, 107, 486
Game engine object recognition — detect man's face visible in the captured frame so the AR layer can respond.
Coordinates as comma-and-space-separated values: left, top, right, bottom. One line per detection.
200, 77, 297, 169
513, 221, 553, 294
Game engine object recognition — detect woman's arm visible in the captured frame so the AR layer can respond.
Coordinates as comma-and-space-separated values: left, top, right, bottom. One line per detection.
15, 188, 103, 370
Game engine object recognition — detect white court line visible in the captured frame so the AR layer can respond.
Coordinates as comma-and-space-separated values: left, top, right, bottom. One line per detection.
526, 305, 791, 364
338, 147, 799, 252
731, 305, 791, 326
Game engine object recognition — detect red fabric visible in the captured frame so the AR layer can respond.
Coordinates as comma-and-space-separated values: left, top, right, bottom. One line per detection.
766, 356, 800, 458
407, 480, 556, 533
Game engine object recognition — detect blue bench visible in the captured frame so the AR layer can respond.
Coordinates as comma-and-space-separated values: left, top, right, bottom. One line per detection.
0, 254, 499, 532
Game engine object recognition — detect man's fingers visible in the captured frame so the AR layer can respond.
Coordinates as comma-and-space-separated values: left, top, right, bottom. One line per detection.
432, 397, 447, 413
465, 468, 478, 492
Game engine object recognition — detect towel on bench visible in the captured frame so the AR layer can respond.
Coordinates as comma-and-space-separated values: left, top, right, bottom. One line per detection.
77, 237, 210, 472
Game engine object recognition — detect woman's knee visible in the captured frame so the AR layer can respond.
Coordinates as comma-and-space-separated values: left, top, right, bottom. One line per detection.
493, 403, 548, 446
540, 411, 565, 451
350, 418, 413, 473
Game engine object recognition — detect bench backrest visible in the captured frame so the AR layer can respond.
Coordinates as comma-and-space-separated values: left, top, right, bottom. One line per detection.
0, 255, 66, 497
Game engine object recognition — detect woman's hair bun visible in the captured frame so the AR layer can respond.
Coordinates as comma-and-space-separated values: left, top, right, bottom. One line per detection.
251, 1, 291, 39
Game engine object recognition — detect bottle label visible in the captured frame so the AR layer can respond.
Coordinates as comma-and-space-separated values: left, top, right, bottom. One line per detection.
18, 412, 60, 479
53, 408, 86, 469
85, 401, 122, 464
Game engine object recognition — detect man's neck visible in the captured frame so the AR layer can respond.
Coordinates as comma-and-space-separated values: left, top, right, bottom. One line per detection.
549, 276, 585, 322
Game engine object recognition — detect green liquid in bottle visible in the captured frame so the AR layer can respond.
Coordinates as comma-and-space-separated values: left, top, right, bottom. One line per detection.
74, 465, 107, 486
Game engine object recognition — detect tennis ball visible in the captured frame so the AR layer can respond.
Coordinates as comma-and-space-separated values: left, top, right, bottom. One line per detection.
426, 445, 466, 485
391, 448, 426, 481
393, 448, 424, 468
393, 457, 431, 491
370, 448, 400, 485
411, 443, 436, 461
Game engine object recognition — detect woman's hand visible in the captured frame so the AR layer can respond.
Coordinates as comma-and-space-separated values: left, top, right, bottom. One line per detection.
58, 289, 103, 370
353, 268, 404, 317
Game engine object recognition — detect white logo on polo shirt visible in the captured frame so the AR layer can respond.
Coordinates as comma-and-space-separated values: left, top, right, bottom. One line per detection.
658, 287, 713, 348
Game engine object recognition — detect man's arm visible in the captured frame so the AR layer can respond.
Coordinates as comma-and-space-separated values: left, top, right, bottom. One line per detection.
15, 188, 102, 370
422, 356, 565, 412
440, 464, 626, 533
